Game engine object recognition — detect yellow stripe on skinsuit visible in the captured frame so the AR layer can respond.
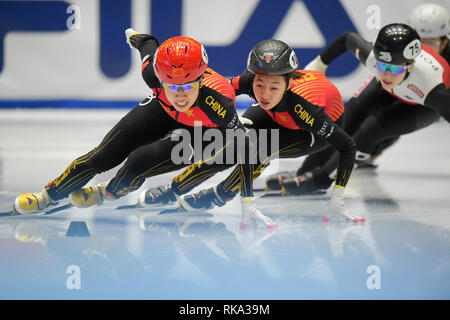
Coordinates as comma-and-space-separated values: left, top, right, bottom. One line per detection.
238, 164, 246, 195
175, 165, 214, 186
177, 173, 218, 192
114, 159, 182, 195
113, 161, 176, 195
55, 167, 95, 190
222, 167, 240, 190
173, 139, 229, 184
111, 168, 129, 193
222, 149, 272, 192
226, 161, 269, 193
230, 164, 253, 196
53, 129, 121, 188
175, 147, 229, 187
57, 169, 96, 193
127, 164, 177, 191
127, 159, 174, 189
225, 173, 241, 193
223, 142, 300, 193
130, 164, 177, 189
68, 128, 120, 168
174, 141, 230, 186
177, 169, 218, 191
58, 174, 97, 195
240, 164, 253, 197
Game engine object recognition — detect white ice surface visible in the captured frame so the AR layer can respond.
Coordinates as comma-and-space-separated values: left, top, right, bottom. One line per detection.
0, 109, 449, 299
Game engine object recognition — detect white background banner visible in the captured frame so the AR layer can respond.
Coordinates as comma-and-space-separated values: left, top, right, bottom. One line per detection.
0, 0, 448, 105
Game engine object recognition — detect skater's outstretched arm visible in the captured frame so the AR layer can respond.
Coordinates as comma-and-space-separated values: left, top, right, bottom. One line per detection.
126, 29, 160, 89
425, 84, 450, 123
286, 97, 356, 189
305, 32, 372, 72
230, 70, 255, 97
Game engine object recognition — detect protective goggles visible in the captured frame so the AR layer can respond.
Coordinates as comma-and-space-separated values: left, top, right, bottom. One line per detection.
375, 61, 409, 75
162, 79, 201, 92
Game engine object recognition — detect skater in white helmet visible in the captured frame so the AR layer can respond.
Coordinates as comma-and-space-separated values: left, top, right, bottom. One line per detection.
409, 3, 450, 58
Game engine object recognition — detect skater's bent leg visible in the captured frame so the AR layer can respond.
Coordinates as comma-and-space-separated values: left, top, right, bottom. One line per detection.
106, 138, 187, 198
46, 100, 174, 201
353, 103, 440, 155
47, 126, 133, 201
171, 161, 233, 196
296, 146, 335, 176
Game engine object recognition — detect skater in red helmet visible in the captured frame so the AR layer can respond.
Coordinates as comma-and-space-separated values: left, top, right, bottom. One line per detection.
135, 38, 361, 222
12, 32, 270, 226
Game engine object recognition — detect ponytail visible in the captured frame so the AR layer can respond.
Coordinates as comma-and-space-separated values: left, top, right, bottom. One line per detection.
282, 70, 306, 89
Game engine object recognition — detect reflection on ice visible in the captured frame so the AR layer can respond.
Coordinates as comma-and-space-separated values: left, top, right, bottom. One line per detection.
0, 110, 449, 299
0, 190, 449, 299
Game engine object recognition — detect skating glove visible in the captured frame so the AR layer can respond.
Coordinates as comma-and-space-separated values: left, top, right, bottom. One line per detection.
238, 116, 253, 126
240, 197, 278, 229
326, 186, 365, 222
304, 55, 328, 73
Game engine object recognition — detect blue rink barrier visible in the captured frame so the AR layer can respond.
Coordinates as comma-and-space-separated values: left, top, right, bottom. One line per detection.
0, 100, 254, 110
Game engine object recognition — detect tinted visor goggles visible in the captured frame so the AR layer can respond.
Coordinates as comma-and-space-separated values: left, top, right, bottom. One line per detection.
162, 79, 201, 92
376, 61, 409, 75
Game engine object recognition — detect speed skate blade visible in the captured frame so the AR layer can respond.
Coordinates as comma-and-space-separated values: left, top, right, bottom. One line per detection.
115, 204, 140, 210
159, 207, 187, 215
0, 211, 17, 217
260, 190, 327, 198
45, 203, 73, 215
116, 204, 178, 212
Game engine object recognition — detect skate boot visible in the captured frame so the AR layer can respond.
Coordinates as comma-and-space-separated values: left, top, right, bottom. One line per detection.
137, 184, 177, 208
69, 182, 115, 208
125, 28, 158, 50
356, 151, 379, 169
178, 187, 226, 212
13, 182, 58, 214
264, 171, 296, 191
280, 169, 333, 195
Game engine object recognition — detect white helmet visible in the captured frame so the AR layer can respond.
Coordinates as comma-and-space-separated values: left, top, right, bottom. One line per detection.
408, 3, 450, 38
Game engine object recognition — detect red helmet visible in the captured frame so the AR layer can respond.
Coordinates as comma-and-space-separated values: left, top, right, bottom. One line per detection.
153, 36, 208, 84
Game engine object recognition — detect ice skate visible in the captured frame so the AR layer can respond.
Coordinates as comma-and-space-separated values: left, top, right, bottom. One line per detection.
355, 150, 379, 169
69, 182, 114, 208
13, 186, 58, 215
137, 184, 177, 208
356, 154, 379, 169
280, 170, 332, 196
264, 171, 296, 191
178, 187, 226, 212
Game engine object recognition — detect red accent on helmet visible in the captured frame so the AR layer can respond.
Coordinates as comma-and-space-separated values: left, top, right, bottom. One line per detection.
153, 36, 208, 84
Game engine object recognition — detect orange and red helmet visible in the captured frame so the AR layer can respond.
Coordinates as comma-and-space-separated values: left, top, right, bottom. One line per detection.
153, 36, 208, 84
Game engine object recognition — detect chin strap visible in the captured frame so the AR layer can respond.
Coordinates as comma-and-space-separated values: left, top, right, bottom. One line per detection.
402, 69, 411, 82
